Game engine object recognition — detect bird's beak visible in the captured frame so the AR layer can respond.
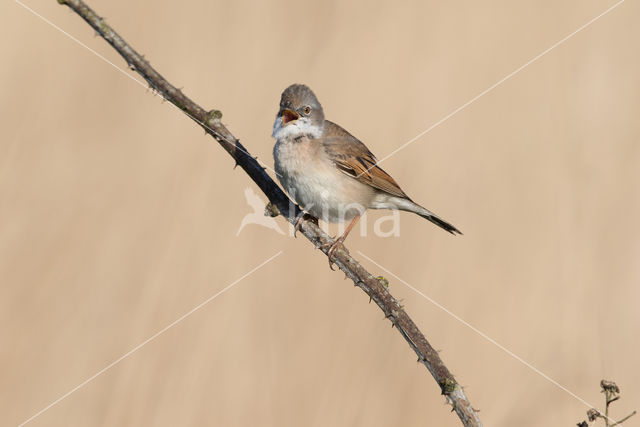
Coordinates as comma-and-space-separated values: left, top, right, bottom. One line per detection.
281, 109, 299, 124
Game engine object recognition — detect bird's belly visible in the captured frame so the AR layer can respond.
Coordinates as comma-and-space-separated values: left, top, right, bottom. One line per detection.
274, 140, 372, 223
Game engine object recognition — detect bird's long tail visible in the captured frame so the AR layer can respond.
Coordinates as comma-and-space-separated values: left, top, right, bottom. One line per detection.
386, 197, 462, 235
416, 209, 462, 235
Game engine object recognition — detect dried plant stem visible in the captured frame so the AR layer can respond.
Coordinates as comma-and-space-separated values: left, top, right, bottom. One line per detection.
581, 381, 637, 426
603, 383, 636, 427
611, 411, 637, 426
55, 1, 482, 425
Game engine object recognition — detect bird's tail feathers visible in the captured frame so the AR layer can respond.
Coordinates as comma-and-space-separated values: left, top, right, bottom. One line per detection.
416, 209, 462, 235
383, 197, 462, 235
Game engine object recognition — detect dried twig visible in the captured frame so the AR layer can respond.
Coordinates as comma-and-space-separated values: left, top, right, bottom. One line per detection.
55, 1, 482, 425
577, 380, 636, 427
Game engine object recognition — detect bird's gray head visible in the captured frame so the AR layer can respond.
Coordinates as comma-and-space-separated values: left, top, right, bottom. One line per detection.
272, 84, 325, 140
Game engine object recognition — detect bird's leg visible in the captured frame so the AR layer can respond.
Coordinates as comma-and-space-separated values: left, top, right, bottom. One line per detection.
293, 212, 318, 238
324, 214, 360, 270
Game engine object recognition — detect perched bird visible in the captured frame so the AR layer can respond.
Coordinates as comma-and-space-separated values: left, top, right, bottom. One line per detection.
272, 84, 460, 264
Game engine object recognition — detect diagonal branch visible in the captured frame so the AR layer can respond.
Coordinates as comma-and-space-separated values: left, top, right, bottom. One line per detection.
55, 1, 482, 425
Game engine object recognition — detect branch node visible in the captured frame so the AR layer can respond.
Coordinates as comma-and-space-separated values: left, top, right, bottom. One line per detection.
439, 378, 457, 395
264, 202, 280, 218
205, 109, 223, 127
376, 276, 389, 289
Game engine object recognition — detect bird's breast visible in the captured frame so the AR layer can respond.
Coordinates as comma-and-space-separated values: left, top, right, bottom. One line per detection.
273, 137, 374, 222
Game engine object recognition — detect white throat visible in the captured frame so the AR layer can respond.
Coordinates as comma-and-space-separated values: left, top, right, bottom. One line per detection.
272, 116, 323, 140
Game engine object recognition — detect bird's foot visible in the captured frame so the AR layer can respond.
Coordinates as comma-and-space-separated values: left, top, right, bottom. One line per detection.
321, 237, 348, 270
293, 213, 318, 238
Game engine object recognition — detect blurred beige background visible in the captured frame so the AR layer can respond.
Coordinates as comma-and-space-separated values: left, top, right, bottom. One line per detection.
2, 0, 638, 426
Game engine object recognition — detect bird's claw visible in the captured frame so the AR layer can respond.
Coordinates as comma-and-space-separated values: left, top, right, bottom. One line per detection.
293, 213, 318, 238
321, 238, 348, 270
293, 215, 304, 238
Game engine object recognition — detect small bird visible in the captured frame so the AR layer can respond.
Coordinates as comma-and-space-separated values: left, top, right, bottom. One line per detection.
272, 84, 461, 264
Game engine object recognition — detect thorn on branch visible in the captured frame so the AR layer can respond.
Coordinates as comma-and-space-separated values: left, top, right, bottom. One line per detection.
384, 310, 399, 328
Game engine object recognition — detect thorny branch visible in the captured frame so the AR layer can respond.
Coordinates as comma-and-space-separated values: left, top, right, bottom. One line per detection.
55, 1, 482, 425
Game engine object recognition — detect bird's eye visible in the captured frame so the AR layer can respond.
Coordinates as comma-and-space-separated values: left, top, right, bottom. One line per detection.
302, 105, 312, 115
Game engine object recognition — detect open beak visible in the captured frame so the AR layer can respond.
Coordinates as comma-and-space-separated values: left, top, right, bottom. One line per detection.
281, 109, 299, 124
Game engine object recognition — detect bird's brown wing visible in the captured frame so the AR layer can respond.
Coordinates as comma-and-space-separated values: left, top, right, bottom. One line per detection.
322, 121, 408, 199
